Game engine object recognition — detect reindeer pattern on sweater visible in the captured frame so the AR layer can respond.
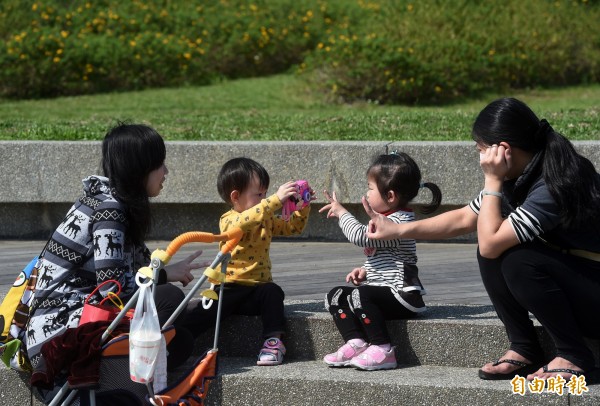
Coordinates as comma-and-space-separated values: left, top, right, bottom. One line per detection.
26, 176, 149, 368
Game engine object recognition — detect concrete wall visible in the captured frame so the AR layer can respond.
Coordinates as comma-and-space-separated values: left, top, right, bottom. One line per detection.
1, 141, 598, 241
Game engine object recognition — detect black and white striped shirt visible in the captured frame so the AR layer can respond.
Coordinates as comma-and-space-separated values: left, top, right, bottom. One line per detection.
469, 177, 600, 252
338, 210, 425, 297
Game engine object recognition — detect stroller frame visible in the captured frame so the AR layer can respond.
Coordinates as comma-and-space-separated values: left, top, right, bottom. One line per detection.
48, 228, 243, 406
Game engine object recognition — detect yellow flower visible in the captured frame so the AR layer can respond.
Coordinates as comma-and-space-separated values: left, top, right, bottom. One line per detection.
130, 40, 136, 47
32, 3, 38, 11
407, 4, 414, 11
53, 56, 60, 63
60, 30, 69, 38
184, 52, 191, 60
488, 49, 495, 56
435, 86, 442, 93
56, 49, 63, 55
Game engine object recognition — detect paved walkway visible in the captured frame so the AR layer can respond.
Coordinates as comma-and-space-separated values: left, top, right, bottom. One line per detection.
0, 239, 489, 305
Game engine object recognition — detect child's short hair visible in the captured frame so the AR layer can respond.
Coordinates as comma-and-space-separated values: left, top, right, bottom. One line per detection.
217, 157, 270, 206
367, 152, 442, 214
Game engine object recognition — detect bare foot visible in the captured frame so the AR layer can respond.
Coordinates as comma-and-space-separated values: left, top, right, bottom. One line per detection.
526, 357, 583, 381
480, 350, 533, 375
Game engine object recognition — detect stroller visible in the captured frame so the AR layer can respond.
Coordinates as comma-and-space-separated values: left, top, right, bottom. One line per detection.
47, 227, 243, 406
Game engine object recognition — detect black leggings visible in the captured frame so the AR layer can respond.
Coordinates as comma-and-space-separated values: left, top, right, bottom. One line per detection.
183, 282, 286, 339
325, 285, 416, 345
478, 242, 600, 371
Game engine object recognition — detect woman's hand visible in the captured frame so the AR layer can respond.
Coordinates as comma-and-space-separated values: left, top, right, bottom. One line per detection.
319, 190, 349, 219
346, 267, 367, 285
164, 250, 211, 287
480, 143, 512, 183
362, 196, 399, 240
276, 181, 298, 203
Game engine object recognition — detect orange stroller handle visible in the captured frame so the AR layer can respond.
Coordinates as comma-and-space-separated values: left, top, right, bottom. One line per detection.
165, 227, 243, 257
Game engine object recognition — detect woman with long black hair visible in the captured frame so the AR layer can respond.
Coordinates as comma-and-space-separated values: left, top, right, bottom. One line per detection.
26, 124, 208, 401
363, 97, 600, 382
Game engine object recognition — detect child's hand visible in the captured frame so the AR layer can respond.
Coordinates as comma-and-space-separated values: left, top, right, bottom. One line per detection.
276, 181, 298, 203
308, 186, 317, 203
346, 267, 367, 285
319, 189, 348, 219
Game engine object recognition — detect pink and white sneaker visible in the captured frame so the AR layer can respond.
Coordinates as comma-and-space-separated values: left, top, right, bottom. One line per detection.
257, 337, 286, 366
349, 345, 397, 371
323, 341, 368, 367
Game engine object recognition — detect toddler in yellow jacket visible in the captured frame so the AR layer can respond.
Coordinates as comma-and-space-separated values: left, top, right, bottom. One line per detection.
184, 157, 312, 365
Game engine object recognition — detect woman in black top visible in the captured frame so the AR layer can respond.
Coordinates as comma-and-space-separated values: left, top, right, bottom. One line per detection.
363, 97, 600, 381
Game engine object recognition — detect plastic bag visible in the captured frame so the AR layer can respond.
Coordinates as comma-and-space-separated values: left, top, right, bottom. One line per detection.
129, 281, 161, 383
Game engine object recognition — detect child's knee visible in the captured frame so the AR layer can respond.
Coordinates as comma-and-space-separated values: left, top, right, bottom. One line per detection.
325, 286, 346, 306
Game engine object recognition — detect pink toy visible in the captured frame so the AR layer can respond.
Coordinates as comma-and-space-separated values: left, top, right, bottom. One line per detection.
281, 180, 311, 221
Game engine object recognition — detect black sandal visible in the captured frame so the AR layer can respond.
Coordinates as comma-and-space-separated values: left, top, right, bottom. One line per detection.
536, 364, 585, 380
478, 358, 541, 380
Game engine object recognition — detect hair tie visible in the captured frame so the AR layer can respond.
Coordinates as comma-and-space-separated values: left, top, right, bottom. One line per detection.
389, 150, 399, 155
533, 119, 553, 148
419, 181, 425, 189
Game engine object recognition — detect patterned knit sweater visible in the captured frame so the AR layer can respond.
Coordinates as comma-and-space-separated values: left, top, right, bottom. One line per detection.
26, 176, 149, 368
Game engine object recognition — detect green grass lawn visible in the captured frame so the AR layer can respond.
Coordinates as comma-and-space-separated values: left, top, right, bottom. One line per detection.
0, 74, 598, 141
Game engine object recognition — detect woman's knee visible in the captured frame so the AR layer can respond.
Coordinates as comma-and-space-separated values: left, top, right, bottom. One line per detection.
500, 248, 544, 283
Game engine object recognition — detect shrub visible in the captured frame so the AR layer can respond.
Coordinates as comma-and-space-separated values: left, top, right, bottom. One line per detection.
0, 0, 328, 98
1, 0, 598, 103
302, 0, 600, 104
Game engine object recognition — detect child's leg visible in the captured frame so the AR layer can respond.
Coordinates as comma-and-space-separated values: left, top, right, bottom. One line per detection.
234, 283, 286, 365
181, 284, 254, 338
324, 286, 367, 342
350, 285, 415, 345
323, 286, 369, 367
235, 282, 286, 337
346, 285, 411, 370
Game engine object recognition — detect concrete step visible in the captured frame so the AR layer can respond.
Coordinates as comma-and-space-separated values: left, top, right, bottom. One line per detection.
2, 300, 599, 405
192, 300, 600, 369
200, 357, 600, 406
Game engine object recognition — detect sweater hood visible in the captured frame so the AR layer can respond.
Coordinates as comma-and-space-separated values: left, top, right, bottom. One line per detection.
82, 175, 111, 197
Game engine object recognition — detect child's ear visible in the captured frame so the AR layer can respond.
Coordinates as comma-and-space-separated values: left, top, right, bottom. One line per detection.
386, 190, 397, 204
230, 190, 240, 203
